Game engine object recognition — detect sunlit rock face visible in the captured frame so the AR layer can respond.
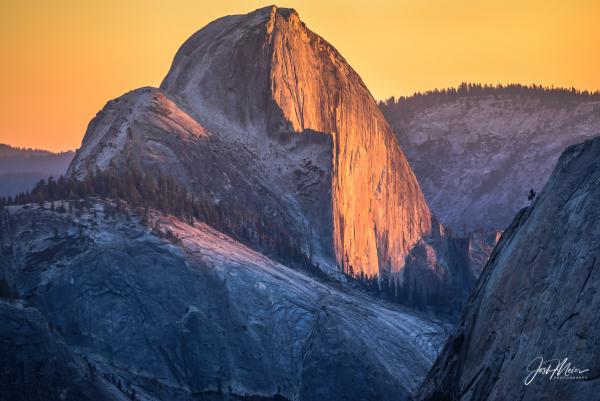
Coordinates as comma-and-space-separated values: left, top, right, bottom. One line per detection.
69, 6, 432, 279
413, 137, 600, 401
160, 5, 432, 277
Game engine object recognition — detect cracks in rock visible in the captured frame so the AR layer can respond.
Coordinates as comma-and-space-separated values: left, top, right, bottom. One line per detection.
557, 312, 580, 332
279, 43, 306, 130
296, 295, 329, 394
458, 365, 485, 399
577, 256, 596, 305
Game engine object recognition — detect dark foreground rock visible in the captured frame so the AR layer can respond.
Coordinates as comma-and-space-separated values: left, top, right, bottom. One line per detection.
0, 300, 121, 401
0, 202, 448, 401
412, 137, 600, 401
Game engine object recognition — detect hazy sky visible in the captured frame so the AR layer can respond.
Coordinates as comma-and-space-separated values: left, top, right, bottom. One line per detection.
1, 0, 599, 152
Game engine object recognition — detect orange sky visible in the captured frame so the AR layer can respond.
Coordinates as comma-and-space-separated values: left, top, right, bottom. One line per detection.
1, 0, 599, 152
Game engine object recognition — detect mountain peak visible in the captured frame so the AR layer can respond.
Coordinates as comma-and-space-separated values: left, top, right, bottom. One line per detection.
159, 6, 432, 276
265, 5, 301, 35
260, 4, 298, 17
160, 4, 318, 133
74, 6, 433, 279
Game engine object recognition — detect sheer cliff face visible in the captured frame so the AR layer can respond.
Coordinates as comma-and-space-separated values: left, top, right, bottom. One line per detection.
413, 137, 600, 401
160, 6, 431, 276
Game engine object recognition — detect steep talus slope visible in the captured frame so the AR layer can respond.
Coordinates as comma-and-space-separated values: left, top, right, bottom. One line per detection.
159, 5, 431, 277
381, 92, 600, 232
413, 137, 600, 401
0, 203, 447, 401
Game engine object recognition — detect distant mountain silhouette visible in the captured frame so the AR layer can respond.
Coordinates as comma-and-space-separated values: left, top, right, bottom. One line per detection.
0, 144, 74, 196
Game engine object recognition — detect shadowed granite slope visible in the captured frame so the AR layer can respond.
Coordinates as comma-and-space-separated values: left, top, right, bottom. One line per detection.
412, 136, 600, 401
0, 202, 448, 401
66, 87, 326, 264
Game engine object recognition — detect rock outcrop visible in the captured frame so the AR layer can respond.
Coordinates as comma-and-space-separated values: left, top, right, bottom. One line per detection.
0, 202, 448, 401
412, 136, 600, 401
400, 223, 500, 312
66, 87, 314, 267
381, 90, 600, 232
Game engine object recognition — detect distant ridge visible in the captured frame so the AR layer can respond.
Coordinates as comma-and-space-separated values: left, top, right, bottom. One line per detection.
381, 82, 600, 104
0, 143, 74, 158
0, 144, 74, 196
381, 83, 600, 231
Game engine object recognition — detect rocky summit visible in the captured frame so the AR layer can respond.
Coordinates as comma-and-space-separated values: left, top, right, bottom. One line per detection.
65, 6, 491, 310
69, 5, 432, 279
412, 137, 600, 401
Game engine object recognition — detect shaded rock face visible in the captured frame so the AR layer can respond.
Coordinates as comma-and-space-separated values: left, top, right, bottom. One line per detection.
72, 5, 431, 278
413, 137, 600, 401
67, 87, 328, 264
400, 223, 499, 312
0, 203, 448, 401
382, 94, 600, 232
